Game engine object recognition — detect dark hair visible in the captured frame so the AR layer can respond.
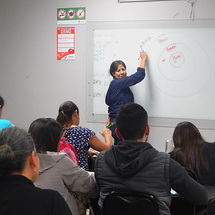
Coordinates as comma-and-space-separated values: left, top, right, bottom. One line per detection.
170, 121, 208, 177
28, 118, 62, 153
109, 60, 126, 77
0, 96, 4, 108
116, 103, 148, 140
56, 101, 79, 127
0, 126, 35, 176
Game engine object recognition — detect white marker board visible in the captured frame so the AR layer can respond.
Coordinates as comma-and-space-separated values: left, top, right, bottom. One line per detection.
86, 20, 215, 129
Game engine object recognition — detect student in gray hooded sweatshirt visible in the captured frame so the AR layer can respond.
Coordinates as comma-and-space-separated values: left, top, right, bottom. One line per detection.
29, 118, 98, 215
95, 103, 208, 215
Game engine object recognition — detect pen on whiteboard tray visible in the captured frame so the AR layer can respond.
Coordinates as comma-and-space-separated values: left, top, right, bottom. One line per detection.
106, 123, 114, 129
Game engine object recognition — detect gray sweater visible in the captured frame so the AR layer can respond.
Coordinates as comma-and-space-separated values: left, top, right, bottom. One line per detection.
34, 152, 98, 215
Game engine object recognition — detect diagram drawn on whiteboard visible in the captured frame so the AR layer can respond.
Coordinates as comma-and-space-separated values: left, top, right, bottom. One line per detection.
146, 32, 211, 97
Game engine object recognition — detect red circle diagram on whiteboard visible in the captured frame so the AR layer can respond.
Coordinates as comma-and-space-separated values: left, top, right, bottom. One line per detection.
58, 10, 66, 19
76, 9, 85, 19
67, 9, 75, 19
147, 32, 211, 97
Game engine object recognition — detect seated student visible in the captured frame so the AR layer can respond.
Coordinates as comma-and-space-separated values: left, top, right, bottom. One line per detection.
56, 101, 112, 170
170, 121, 215, 185
0, 126, 72, 215
0, 95, 13, 130
94, 103, 208, 215
28, 118, 98, 215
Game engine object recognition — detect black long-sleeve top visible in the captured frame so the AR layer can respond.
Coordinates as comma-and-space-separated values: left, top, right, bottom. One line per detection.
0, 175, 72, 215
169, 158, 208, 205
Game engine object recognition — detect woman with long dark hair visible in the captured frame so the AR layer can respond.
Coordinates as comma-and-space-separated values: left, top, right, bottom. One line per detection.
170, 121, 215, 185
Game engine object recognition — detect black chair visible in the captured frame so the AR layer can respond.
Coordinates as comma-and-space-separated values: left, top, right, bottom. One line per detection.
102, 192, 159, 215
170, 195, 208, 215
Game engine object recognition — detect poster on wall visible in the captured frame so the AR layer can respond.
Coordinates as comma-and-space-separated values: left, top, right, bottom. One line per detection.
57, 27, 75, 60
57, 8, 86, 24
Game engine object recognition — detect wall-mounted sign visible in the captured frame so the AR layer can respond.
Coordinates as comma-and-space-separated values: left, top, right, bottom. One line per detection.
57, 7, 86, 24
57, 27, 75, 60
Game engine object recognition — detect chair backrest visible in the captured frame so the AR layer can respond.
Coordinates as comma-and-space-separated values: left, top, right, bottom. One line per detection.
102, 192, 159, 215
170, 195, 208, 215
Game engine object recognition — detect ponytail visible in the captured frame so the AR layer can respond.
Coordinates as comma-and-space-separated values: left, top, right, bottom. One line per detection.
56, 101, 79, 127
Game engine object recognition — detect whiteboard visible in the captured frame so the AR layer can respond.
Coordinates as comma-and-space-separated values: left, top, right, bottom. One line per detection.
86, 20, 215, 129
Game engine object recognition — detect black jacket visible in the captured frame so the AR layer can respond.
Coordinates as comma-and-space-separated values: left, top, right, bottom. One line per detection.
95, 140, 208, 215
0, 175, 72, 215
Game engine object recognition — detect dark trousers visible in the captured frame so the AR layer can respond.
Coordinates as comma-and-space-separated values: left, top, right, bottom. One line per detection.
109, 117, 121, 145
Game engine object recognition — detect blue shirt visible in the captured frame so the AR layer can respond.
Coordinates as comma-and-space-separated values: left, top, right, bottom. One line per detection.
0, 119, 13, 130
64, 126, 95, 170
105, 67, 145, 117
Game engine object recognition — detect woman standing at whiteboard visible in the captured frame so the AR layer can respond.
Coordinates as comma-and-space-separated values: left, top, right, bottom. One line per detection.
105, 51, 147, 144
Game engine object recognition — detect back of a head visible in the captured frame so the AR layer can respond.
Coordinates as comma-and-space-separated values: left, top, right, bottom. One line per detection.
0, 126, 34, 176
0, 96, 4, 118
56, 101, 79, 126
116, 103, 148, 140
0, 96, 4, 109
28, 118, 62, 153
173, 121, 204, 149
172, 121, 208, 175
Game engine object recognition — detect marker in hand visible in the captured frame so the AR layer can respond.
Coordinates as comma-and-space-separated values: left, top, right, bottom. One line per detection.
138, 50, 144, 60
106, 123, 114, 129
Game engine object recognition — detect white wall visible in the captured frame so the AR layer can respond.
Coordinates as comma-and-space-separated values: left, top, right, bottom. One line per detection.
0, 0, 215, 151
